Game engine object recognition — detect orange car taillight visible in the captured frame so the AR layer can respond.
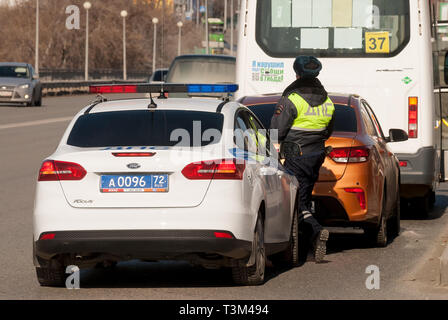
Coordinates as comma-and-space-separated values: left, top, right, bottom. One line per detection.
182, 158, 245, 180
344, 188, 366, 210
408, 97, 418, 138
329, 147, 369, 163
38, 160, 87, 181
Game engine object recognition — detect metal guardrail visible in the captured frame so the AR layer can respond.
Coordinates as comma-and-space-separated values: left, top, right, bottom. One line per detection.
41, 79, 146, 96
39, 69, 149, 81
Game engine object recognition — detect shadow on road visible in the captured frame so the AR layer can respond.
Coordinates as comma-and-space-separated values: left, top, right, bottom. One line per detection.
79, 261, 238, 289
324, 194, 448, 256
74, 195, 448, 289
401, 194, 448, 221
78, 260, 299, 289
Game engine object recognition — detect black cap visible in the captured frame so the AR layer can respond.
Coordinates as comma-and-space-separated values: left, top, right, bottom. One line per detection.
293, 56, 322, 79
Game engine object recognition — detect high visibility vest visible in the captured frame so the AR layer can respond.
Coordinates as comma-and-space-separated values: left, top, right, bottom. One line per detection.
288, 93, 335, 132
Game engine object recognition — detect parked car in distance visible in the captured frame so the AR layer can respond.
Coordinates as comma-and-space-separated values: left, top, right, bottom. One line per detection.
240, 93, 408, 247
0, 62, 42, 107
165, 55, 236, 97
149, 68, 168, 83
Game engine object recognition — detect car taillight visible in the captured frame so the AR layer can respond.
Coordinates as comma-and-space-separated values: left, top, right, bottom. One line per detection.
39, 233, 56, 240
399, 161, 408, 167
344, 188, 366, 210
38, 160, 87, 181
214, 232, 234, 239
112, 152, 156, 157
182, 158, 245, 180
329, 147, 369, 163
408, 97, 418, 138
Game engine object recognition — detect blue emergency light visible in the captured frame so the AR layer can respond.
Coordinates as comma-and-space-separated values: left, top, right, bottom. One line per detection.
187, 84, 239, 93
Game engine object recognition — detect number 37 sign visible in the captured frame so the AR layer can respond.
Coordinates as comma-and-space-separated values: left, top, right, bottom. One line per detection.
365, 31, 390, 54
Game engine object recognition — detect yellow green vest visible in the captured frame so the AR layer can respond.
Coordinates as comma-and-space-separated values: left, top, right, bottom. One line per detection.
288, 93, 335, 131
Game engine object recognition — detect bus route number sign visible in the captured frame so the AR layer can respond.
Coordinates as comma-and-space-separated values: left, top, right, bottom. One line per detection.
365, 32, 390, 54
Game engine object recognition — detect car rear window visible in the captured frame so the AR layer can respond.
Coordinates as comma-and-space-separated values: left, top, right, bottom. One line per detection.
247, 103, 357, 132
67, 110, 224, 147
166, 58, 236, 83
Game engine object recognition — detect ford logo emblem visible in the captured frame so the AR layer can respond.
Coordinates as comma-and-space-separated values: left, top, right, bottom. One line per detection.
127, 163, 141, 169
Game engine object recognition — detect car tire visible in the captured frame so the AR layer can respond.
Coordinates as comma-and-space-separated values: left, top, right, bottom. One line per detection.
366, 194, 388, 247
231, 216, 265, 286
415, 195, 430, 218
429, 191, 436, 209
388, 195, 400, 238
35, 266, 66, 287
35, 92, 42, 107
271, 205, 299, 268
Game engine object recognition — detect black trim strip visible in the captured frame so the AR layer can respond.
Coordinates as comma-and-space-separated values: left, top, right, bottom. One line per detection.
84, 104, 97, 115
216, 101, 228, 113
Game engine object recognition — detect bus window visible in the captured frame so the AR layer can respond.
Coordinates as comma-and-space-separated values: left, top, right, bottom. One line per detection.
256, 0, 410, 58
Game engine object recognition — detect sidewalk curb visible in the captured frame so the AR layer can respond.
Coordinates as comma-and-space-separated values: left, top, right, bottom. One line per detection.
439, 245, 448, 286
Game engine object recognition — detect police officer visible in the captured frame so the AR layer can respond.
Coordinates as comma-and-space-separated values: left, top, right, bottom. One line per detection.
270, 56, 335, 263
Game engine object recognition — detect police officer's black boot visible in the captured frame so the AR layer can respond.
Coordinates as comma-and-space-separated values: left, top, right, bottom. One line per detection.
313, 228, 329, 263
303, 211, 329, 263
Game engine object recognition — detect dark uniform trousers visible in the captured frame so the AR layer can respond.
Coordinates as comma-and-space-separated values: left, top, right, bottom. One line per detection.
284, 150, 326, 238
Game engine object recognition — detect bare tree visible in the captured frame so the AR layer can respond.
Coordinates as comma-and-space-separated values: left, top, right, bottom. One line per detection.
0, 0, 204, 73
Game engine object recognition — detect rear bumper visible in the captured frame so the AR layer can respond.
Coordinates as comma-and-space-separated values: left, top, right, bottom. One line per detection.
396, 147, 436, 187
34, 230, 252, 262
313, 162, 374, 224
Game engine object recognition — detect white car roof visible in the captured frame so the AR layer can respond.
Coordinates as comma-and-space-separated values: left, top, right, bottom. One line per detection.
89, 98, 226, 114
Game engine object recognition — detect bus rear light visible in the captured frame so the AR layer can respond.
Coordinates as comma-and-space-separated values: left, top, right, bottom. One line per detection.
408, 97, 418, 138
38, 160, 87, 181
399, 161, 408, 167
344, 188, 366, 210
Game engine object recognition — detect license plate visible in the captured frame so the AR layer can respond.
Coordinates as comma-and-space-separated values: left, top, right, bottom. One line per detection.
0, 91, 12, 97
100, 174, 169, 193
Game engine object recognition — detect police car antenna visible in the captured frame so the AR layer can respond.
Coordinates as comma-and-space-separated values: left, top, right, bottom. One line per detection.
92, 94, 107, 104
148, 93, 158, 109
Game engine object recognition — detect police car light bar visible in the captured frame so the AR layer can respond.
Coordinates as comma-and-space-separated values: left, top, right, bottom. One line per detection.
89, 83, 239, 95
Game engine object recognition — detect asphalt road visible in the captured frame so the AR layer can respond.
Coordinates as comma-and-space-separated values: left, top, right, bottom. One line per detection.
1, 95, 448, 300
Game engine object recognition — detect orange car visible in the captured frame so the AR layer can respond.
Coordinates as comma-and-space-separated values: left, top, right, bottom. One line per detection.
240, 93, 408, 247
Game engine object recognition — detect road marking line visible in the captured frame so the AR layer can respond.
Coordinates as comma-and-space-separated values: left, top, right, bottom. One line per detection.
0, 117, 72, 130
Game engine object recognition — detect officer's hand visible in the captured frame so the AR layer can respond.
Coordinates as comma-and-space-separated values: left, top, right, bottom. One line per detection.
273, 143, 280, 153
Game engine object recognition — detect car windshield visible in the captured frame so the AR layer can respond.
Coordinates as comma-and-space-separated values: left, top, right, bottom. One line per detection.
166, 58, 236, 83
67, 110, 224, 148
256, 0, 410, 58
152, 70, 167, 82
247, 103, 357, 132
0, 66, 29, 78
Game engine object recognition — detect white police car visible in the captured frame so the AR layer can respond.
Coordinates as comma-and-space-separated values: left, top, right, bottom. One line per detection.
33, 84, 299, 286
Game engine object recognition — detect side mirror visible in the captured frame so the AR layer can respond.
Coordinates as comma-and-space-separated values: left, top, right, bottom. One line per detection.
387, 128, 408, 143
